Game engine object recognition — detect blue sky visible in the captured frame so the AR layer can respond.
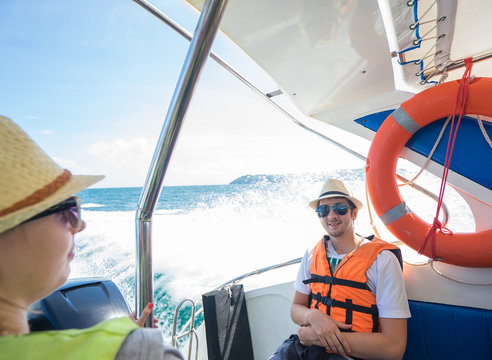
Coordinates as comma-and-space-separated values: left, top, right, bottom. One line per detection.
0, 0, 366, 187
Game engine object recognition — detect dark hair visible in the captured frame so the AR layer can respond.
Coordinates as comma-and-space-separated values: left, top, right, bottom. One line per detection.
347, 199, 356, 209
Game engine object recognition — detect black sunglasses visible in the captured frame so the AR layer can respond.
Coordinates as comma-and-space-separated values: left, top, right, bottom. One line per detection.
23, 196, 82, 230
316, 203, 352, 218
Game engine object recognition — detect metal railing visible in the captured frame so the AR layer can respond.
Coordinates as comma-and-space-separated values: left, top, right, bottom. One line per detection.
172, 257, 302, 348
172, 298, 199, 360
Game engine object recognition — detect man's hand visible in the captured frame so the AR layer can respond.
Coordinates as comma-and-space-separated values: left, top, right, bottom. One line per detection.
306, 309, 352, 354
291, 291, 352, 354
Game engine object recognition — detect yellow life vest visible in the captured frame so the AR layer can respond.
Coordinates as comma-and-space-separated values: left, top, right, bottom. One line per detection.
0, 316, 138, 360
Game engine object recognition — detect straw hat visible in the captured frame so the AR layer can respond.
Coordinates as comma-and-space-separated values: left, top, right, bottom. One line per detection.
0, 116, 104, 234
308, 179, 363, 210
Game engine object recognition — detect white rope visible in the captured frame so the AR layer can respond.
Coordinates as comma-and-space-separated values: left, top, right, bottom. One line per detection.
429, 260, 492, 285
364, 172, 381, 238
410, 0, 437, 29
403, 259, 492, 285
416, 35, 446, 76
436, 60, 451, 84
477, 115, 492, 150
414, 24, 438, 45
398, 115, 451, 187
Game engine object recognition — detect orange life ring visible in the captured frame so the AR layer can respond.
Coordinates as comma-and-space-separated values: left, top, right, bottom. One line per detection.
366, 77, 492, 268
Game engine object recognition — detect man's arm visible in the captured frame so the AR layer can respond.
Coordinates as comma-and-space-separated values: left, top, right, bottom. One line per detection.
292, 290, 407, 360
344, 318, 407, 360
296, 318, 406, 360
290, 291, 352, 354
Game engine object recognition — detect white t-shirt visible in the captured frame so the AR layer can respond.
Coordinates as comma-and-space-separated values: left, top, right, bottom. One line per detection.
294, 238, 411, 319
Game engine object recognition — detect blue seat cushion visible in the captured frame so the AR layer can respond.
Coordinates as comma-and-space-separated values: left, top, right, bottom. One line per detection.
403, 300, 492, 360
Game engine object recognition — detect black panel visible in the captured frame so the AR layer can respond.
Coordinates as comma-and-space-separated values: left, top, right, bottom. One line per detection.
202, 284, 254, 360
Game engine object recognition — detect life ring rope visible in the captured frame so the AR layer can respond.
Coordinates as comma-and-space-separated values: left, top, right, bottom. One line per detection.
420, 59, 474, 259
477, 115, 492, 149
397, 116, 450, 187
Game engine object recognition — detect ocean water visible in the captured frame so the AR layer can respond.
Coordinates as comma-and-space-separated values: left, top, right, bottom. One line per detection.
70, 168, 475, 342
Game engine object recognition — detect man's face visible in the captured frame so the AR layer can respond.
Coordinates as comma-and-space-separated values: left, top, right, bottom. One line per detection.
318, 197, 357, 238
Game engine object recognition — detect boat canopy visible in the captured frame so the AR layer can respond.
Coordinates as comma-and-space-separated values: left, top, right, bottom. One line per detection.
185, 0, 492, 139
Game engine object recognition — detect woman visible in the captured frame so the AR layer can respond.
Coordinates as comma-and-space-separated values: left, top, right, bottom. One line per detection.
0, 116, 183, 359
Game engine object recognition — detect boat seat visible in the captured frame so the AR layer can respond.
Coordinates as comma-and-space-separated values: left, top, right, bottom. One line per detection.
403, 300, 492, 360
29, 278, 130, 331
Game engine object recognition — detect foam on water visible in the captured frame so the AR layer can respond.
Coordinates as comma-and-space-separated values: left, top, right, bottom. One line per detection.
81, 203, 105, 208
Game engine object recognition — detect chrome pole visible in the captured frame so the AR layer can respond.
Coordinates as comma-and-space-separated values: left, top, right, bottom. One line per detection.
131, 0, 192, 42
135, 0, 229, 327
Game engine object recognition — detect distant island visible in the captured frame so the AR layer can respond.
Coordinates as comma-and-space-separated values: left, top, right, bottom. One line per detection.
229, 174, 287, 185
228, 169, 367, 185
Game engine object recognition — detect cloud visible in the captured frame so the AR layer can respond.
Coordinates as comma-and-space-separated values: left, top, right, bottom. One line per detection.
86, 137, 154, 187
87, 137, 153, 163
41, 129, 54, 135
52, 156, 89, 174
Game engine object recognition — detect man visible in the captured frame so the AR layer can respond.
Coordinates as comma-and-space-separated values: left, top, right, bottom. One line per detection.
270, 179, 410, 360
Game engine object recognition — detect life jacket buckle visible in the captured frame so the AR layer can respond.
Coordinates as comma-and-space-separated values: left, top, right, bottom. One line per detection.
322, 276, 333, 284
321, 297, 333, 307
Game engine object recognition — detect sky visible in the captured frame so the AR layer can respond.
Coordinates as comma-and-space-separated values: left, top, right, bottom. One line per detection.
0, 0, 369, 187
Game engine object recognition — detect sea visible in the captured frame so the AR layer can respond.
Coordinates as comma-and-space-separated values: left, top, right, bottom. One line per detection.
70, 168, 474, 343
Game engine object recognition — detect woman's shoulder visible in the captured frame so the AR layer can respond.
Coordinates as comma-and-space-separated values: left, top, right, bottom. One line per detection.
115, 328, 184, 360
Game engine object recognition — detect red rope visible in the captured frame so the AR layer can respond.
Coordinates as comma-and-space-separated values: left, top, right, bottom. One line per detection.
419, 58, 474, 259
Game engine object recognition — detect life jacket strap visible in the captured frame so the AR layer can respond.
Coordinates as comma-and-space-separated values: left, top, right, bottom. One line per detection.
303, 274, 370, 291
310, 292, 379, 332
371, 304, 379, 332
312, 292, 378, 315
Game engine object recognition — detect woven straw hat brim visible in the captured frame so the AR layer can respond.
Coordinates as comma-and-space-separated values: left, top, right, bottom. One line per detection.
0, 174, 103, 234
308, 194, 363, 211
308, 179, 363, 210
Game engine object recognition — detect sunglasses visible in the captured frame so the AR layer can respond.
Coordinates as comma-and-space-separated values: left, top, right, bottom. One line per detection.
23, 196, 82, 230
316, 203, 352, 218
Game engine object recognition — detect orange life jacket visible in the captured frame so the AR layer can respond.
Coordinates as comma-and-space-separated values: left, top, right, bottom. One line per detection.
303, 235, 402, 333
